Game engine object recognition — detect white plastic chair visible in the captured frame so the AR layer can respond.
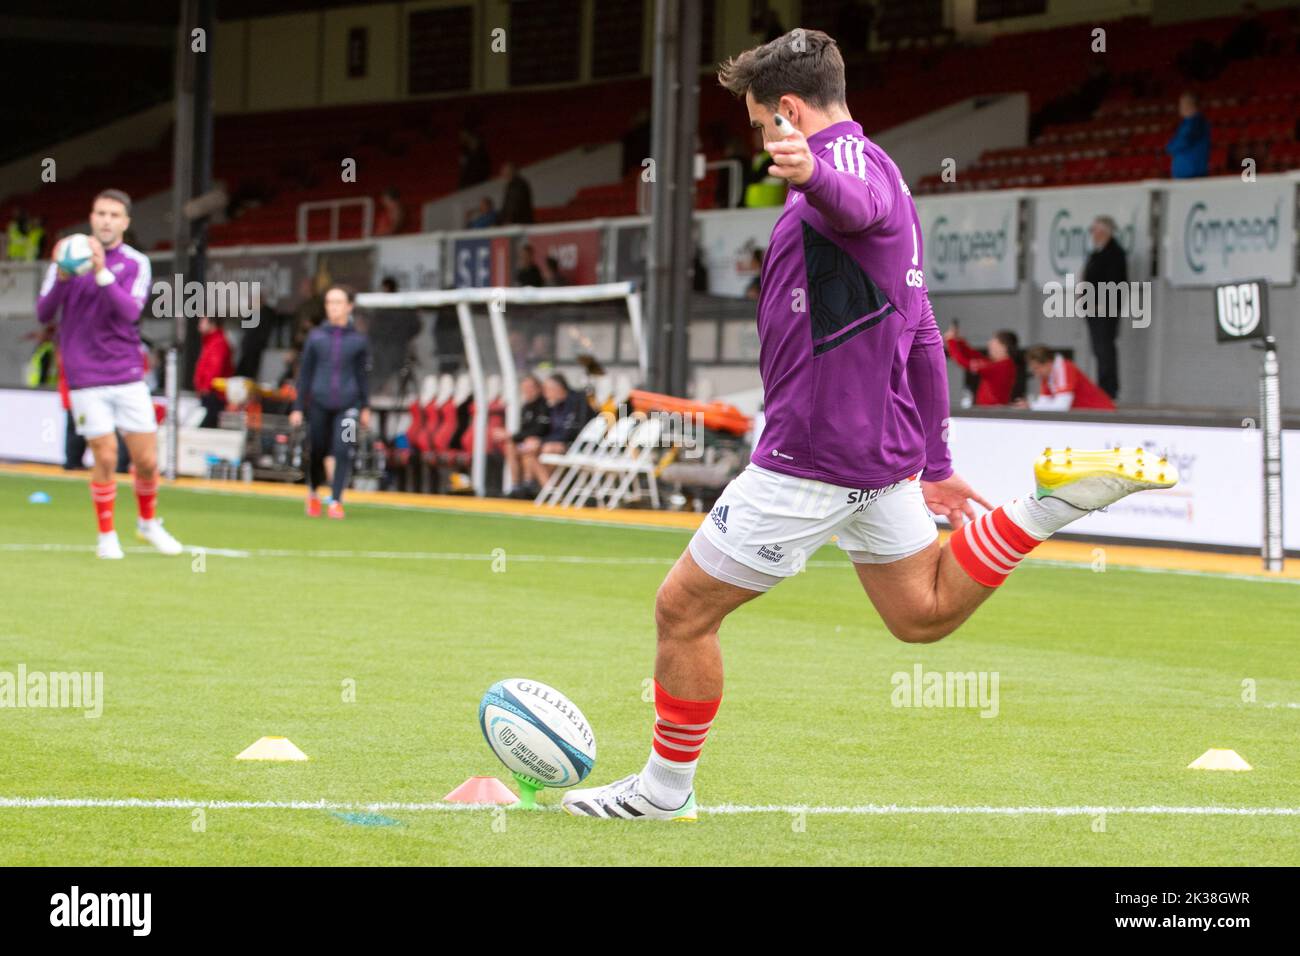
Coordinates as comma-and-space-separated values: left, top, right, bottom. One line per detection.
533, 414, 609, 507
589, 416, 664, 510
558, 414, 642, 508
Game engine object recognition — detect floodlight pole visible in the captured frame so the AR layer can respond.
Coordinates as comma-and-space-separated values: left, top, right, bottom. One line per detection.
647, 0, 701, 396
165, 0, 199, 480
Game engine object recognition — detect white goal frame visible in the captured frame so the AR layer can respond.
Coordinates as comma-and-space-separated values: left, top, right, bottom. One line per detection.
355, 282, 644, 496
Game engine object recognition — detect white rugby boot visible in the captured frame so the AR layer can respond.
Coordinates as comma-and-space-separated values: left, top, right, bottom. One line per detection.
561, 773, 697, 821
136, 517, 184, 556
1034, 446, 1178, 511
96, 531, 125, 560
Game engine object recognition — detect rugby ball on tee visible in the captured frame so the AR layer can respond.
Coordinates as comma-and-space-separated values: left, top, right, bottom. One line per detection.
56, 234, 94, 276
479, 678, 596, 787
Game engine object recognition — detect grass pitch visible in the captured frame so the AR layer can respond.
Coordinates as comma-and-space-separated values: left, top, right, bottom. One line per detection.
0, 472, 1296, 866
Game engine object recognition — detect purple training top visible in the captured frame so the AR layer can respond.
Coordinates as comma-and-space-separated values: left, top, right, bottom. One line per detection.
751, 119, 953, 487
36, 241, 152, 390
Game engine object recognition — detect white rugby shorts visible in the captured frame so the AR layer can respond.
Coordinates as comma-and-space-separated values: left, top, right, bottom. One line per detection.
689, 463, 938, 591
69, 381, 158, 439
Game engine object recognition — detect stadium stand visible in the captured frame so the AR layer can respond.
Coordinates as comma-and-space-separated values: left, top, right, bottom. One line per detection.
7, 10, 1296, 245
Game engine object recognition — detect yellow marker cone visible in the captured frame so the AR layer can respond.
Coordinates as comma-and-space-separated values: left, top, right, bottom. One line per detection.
235, 736, 309, 761
1187, 748, 1251, 771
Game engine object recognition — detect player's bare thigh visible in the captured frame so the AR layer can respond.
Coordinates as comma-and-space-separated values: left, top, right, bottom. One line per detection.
656, 546, 762, 640
853, 539, 991, 644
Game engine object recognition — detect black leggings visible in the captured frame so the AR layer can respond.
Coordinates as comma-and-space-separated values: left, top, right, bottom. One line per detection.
306, 405, 359, 502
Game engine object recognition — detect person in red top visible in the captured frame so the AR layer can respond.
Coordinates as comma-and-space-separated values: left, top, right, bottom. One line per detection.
944, 324, 1024, 406
1021, 346, 1116, 411
195, 316, 234, 427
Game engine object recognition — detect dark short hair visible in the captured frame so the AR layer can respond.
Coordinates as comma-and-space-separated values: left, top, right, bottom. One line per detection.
380, 276, 398, 292
1026, 345, 1054, 366
325, 284, 355, 303
718, 29, 846, 111
93, 189, 132, 214
546, 372, 570, 392
993, 330, 1019, 354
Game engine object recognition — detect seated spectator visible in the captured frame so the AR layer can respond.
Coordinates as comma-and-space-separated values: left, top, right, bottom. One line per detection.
515, 243, 544, 286
1165, 92, 1210, 179
498, 162, 534, 225
1019, 346, 1115, 412
517, 373, 593, 493
373, 187, 405, 236
944, 325, 1025, 406
195, 316, 234, 427
468, 197, 499, 229
492, 374, 550, 494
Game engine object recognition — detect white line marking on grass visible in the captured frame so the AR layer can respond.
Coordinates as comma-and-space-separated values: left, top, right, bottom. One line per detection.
1, 797, 1298, 816
1022, 557, 1300, 586
3, 542, 1297, 586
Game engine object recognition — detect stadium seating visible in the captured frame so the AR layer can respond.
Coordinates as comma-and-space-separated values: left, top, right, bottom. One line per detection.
7, 13, 1297, 240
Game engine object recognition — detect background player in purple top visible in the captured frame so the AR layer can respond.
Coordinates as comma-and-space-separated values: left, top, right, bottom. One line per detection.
563, 30, 1177, 821
36, 190, 182, 560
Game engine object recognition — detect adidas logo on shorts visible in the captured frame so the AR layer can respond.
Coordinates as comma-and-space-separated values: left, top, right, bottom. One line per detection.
710, 504, 729, 533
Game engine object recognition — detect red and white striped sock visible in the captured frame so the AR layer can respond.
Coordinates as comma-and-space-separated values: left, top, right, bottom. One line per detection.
134, 476, 158, 523
640, 678, 720, 809
948, 501, 1048, 588
90, 480, 116, 534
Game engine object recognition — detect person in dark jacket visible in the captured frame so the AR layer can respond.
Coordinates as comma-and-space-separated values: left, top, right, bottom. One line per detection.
1080, 216, 1127, 400
519, 373, 593, 490
1165, 91, 1210, 179
288, 285, 371, 519
491, 374, 550, 494
498, 162, 534, 225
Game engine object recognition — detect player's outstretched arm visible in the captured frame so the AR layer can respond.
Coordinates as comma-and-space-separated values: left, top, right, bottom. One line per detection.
768, 120, 890, 234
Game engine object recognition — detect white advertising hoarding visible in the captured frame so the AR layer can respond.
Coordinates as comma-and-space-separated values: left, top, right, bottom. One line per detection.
1164, 177, 1295, 287
915, 194, 1020, 292
373, 234, 442, 292
949, 416, 1297, 551
1030, 184, 1152, 285
697, 207, 782, 298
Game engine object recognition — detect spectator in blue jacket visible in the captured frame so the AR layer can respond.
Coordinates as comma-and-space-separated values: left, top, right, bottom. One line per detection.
1166, 92, 1211, 178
